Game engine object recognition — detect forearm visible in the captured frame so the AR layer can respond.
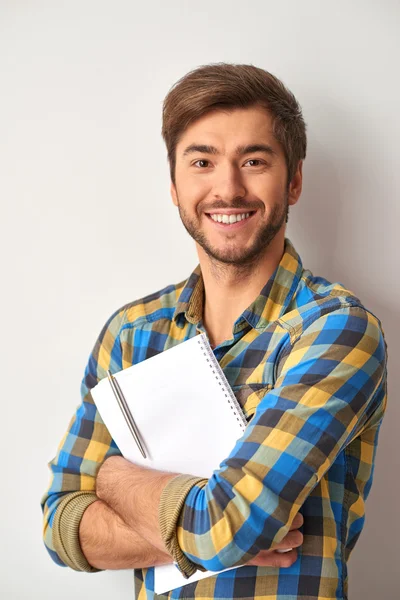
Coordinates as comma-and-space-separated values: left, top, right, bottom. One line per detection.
96, 456, 181, 552
79, 499, 173, 570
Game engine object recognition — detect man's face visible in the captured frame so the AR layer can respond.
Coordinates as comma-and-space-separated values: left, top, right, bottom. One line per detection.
170, 105, 302, 265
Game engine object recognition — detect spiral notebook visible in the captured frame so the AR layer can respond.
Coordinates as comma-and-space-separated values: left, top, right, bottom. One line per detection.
91, 332, 248, 594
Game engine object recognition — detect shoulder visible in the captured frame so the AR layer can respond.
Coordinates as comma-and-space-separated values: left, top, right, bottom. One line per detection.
99, 276, 188, 336
276, 269, 387, 384
280, 267, 385, 344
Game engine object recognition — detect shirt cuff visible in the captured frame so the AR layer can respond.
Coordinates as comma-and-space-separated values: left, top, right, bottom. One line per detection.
52, 491, 102, 572
158, 473, 208, 579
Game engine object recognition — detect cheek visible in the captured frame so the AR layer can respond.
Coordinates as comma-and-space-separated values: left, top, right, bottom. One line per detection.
176, 168, 196, 190
178, 177, 210, 204
254, 176, 286, 199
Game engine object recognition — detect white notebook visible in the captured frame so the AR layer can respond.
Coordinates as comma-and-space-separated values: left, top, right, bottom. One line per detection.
91, 332, 248, 594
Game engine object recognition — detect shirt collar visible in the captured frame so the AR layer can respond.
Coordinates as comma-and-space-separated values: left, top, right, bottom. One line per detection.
173, 238, 303, 330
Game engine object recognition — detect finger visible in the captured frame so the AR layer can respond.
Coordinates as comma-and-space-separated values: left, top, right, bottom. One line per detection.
247, 548, 298, 568
289, 512, 304, 530
275, 529, 303, 550
271, 548, 298, 568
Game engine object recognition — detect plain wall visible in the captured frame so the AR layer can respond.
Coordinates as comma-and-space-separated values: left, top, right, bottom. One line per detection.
1, 1, 399, 598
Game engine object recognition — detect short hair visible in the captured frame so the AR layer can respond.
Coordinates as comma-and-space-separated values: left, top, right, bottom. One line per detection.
162, 62, 307, 187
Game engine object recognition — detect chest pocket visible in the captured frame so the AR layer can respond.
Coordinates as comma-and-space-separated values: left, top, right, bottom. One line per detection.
231, 383, 274, 423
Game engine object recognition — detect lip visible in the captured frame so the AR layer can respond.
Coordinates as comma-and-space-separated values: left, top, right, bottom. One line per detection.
206, 209, 255, 215
205, 211, 256, 229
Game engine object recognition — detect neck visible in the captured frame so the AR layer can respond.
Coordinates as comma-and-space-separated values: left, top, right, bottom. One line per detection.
197, 231, 286, 348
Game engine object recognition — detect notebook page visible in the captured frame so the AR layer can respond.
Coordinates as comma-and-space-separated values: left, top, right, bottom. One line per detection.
155, 561, 240, 594
92, 333, 246, 475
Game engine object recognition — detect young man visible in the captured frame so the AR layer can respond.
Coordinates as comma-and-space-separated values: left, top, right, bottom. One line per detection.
41, 63, 388, 600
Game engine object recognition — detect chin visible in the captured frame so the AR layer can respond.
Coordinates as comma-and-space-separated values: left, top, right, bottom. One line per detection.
203, 244, 264, 265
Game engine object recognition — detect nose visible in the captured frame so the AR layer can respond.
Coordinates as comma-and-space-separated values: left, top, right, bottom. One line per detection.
212, 163, 247, 203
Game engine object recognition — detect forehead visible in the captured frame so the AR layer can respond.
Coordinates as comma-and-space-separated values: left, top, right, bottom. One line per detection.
176, 105, 279, 153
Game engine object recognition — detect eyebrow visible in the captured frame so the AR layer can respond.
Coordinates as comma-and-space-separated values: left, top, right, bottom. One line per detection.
182, 143, 277, 158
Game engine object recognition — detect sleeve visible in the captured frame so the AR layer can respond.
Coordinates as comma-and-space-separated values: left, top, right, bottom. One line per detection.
40, 305, 127, 571
158, 305, 388, 578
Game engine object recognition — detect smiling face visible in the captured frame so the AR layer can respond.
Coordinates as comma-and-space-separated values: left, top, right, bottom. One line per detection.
170, 105, 302, 266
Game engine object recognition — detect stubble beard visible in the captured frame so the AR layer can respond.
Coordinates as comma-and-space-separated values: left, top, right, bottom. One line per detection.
176, 192, 289, 270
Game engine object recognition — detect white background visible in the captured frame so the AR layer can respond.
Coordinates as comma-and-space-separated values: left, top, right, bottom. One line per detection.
1, 1, 399, 598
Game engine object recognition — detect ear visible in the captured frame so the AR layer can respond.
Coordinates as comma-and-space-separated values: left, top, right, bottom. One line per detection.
288, 160, 303, 207
170, 181, 178, 207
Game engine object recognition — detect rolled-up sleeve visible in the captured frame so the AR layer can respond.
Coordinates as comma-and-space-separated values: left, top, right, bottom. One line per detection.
41, 306, 126, 570
158, 306, 387, 578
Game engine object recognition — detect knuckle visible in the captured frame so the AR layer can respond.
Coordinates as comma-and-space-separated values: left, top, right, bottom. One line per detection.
270, 555, 282, 567
249, 546, 300, 569
280, 531, 300, 549
290, 530, 303, 546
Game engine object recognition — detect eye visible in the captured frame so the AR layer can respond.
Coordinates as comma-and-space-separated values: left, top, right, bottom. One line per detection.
244, 159, 265, 167
193, 159, 211, 168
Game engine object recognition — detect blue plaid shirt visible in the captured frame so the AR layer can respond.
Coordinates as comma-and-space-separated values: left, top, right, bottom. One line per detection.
42, 238, 388, 600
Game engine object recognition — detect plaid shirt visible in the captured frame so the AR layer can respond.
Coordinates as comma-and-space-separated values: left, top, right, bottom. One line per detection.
41, 238, 388, 600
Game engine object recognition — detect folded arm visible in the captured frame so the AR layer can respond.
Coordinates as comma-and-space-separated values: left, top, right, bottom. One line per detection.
78, 498, 173, 570
41, 305, 167, 571
153, 306, 387, 578
42, 304, 386, 578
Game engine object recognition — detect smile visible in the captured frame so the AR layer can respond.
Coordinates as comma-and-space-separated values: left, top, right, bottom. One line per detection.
205, 211, 256, 227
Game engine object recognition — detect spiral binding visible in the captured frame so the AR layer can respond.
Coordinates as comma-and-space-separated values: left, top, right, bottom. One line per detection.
197, 334, 247, 432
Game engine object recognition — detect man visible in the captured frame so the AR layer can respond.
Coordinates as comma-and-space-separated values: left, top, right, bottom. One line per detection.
41, 63, 388, 600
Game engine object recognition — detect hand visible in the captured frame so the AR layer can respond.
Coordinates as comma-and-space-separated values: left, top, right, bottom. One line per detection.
246, 512, 304, 568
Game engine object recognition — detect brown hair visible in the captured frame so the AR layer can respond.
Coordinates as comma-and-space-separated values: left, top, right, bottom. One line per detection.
162, 62, 307, 187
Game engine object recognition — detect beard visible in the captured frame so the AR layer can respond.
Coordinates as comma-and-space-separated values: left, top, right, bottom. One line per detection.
176, 192, 289, 267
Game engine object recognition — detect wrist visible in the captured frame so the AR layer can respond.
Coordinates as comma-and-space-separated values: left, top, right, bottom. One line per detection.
95, 455, 178, 545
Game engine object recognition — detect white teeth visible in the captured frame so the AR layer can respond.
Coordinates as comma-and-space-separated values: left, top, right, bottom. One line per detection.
210, 212, 251, 224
